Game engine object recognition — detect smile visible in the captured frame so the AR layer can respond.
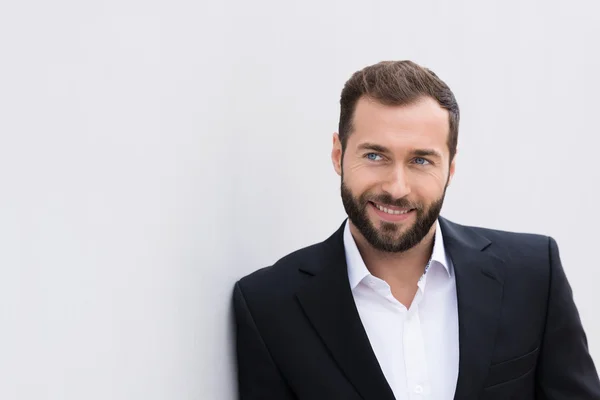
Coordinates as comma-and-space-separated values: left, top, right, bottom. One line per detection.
368, 201, 416, 222
371, 202, 414, 215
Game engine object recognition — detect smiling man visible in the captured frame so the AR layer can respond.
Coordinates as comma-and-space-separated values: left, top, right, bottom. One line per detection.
233, 61, 600, 400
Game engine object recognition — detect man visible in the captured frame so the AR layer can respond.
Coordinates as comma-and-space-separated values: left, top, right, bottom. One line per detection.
232, 60, 600, 399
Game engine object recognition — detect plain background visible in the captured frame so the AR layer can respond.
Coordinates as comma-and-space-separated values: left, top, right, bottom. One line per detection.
1, 0, 599, 399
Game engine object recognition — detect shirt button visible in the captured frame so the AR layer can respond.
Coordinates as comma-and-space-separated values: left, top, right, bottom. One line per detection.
414, 385, 424, 394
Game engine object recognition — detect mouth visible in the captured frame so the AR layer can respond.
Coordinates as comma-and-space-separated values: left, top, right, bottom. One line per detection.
368, 201, 416, 222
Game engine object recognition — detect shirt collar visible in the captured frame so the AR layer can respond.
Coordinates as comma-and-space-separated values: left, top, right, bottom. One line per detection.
344, 218, 452, 290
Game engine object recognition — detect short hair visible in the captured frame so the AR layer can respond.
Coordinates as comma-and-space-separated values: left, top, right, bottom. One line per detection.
338, 60, 460, 161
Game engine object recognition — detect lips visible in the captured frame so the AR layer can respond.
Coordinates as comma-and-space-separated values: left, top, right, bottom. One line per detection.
373, 203, 413, 215
370, 201, 415, 214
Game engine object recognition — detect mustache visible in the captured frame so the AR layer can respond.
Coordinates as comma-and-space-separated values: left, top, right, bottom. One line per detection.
362, 193, 419, 209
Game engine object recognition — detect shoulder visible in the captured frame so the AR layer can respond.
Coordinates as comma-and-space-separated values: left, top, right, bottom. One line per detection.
235, 223, 343, 303
443, 217, 551, 250
232, 240, 331, 324
238, 241, 324, 292
442, 217, 555, 276
471, 223, 549, 249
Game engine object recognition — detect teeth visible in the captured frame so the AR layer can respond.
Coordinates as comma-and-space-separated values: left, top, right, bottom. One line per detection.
375, 204, 411, 215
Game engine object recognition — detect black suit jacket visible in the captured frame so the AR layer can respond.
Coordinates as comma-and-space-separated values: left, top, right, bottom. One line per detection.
233, 217, 600, 399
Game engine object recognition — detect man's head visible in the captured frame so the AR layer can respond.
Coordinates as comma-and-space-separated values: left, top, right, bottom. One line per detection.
331, 61, 459, 253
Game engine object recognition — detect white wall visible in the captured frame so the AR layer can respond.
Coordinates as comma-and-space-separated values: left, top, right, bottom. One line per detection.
1, 0, 598, 398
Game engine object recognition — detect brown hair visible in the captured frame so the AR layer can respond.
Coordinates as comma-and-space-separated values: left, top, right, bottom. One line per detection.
338, 60, 460, 161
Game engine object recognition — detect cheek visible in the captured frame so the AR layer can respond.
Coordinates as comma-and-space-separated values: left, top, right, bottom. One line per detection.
409, 175, 447, 200
412, 164, 448, 182
343, 166, 380, 191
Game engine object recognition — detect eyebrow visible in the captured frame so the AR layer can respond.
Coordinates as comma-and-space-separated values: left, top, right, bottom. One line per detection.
357, 143, 443, 159
357, 143, 389, 153
412, 149, 443, 159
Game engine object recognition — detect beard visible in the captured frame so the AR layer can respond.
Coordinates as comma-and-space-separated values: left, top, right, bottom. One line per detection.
341, 180, 447, 253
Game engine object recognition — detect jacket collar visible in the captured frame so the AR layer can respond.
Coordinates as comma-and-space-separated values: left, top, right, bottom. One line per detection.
296, 216, 505, 400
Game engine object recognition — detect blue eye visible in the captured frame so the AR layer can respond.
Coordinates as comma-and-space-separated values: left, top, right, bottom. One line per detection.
413, 157, 430, 165
366, 153, 383, 161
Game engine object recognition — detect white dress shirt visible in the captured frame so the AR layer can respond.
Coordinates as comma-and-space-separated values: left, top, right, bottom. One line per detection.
344, 220, 459, 400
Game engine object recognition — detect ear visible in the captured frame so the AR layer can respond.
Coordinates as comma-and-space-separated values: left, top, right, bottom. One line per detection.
447, 151, 457, 186
331, 133, 343, 176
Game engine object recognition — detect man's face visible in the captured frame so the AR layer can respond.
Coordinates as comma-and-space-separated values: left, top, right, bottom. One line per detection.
331, 96, 456, 253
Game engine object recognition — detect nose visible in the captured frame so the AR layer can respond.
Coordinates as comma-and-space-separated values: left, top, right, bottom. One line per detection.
380, 166, 412, 200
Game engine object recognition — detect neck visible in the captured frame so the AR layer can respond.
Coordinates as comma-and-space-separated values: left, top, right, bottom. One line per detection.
349, 221, 437, 287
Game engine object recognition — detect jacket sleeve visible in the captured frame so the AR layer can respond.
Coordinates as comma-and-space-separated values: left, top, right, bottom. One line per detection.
233, 281, 295, 400
535, 237, 600, 399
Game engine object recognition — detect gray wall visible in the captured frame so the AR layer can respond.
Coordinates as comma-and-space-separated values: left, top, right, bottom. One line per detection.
1, 0, 599, 398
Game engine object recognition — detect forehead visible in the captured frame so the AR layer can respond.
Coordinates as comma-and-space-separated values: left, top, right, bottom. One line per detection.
350, 96, 450, 150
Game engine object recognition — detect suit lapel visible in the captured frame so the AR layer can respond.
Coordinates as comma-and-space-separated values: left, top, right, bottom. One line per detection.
296, 221, 396, 400
439, 218, 505, 400
295, 218, 505, 400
